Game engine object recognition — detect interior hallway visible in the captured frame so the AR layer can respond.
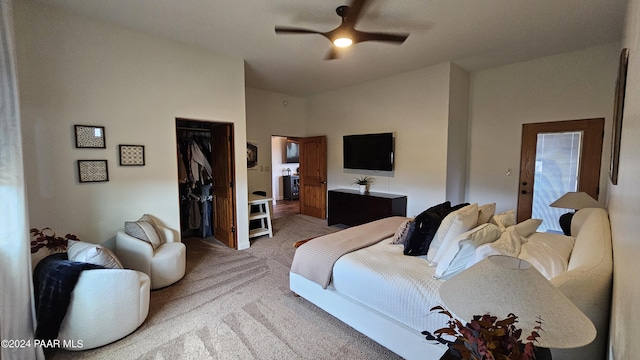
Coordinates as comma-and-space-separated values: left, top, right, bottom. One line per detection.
272, 200, 300, 219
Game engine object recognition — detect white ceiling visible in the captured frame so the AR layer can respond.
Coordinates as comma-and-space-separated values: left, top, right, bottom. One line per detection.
30, 0, 628, 97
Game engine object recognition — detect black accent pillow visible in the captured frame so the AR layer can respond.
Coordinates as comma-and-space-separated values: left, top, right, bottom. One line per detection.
403, 201, 452, 256
450, 202, 471, 212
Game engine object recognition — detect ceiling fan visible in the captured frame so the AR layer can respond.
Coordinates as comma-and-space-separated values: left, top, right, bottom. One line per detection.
275, 0, 410, 60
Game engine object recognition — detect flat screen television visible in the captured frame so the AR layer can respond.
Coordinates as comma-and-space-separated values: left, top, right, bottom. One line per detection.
343, 132, 394, 171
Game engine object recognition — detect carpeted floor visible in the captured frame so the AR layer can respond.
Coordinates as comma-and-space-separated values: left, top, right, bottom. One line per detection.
49, 215, 402, 360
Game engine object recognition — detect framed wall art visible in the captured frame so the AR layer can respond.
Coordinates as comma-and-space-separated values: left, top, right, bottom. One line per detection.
75, 125, 106, 148
247, 140, 258, 170
119, 144, 145, 166
78, 160, 109, 183
609, 48, 629, 185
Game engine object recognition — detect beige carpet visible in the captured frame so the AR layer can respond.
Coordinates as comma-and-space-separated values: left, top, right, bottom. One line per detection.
49, 215, 401, 360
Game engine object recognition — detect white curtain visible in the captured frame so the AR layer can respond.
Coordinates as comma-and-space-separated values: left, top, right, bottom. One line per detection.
0, 0, 43, 359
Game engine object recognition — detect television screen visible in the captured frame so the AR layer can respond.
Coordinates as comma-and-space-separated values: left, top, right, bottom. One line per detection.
343, 133, 394, 171
285, 138, 299, 163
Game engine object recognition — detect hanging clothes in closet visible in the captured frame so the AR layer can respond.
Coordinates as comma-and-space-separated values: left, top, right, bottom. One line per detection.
177, 129, 214, 238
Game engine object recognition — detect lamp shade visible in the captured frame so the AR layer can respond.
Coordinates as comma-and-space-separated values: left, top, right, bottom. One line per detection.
549, 192, 601, 210
439, 255, 596, 349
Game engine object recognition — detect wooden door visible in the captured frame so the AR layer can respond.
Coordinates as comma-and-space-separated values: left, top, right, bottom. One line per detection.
212, 124, 237, 248
299, 136, 327, 219
517, 118, 604, 222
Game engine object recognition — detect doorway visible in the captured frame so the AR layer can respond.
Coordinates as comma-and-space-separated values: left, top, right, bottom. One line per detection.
176, 119, 237, 248
269, 135, 328, 220
271, 135, 301, 218
517, 118, 604, 230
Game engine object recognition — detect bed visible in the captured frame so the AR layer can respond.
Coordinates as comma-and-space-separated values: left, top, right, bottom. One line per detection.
290, 207, 612, 360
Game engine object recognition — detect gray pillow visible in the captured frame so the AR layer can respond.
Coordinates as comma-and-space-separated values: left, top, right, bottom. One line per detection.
67, 240, 123, 269
124, 214, 164, 249
392, 219, 413, 245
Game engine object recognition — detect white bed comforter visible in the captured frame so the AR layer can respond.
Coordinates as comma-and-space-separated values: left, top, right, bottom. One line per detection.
331, 239, 449, 333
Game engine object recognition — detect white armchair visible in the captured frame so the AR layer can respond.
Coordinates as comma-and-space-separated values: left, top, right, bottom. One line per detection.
115, 225, 186, 289
57, 269, 150, 350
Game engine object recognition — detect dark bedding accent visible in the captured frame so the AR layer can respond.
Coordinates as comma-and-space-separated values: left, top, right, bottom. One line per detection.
403, 202, 469, 256
33, 253, 104, 340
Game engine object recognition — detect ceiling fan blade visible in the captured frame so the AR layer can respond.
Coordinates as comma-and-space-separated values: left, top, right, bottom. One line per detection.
343, 0, 368, 29
353, 30, 409, 44
275, 26, 324, 35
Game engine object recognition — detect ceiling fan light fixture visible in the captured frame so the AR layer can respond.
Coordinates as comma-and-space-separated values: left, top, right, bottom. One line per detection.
275, 0, 410, 59
333, 37, 353, 47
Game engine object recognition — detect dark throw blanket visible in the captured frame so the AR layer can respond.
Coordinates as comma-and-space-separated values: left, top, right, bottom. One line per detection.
33, 253, 104, 340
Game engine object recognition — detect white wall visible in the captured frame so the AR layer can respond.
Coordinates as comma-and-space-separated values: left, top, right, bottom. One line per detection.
607, 0, 640, 357
14, 1, 251, 249
245, 87, 305, 198
467, 43, 620, 213
306, 63, 456, 217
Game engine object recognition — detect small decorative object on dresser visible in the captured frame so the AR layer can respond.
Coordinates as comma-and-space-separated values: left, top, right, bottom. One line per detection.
353, 175, 374, 193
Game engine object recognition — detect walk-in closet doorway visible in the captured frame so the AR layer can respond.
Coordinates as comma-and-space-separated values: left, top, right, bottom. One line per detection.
176, 118, 237, 248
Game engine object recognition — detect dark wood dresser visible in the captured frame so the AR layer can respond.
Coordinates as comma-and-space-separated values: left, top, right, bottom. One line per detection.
327, 189, 407, 226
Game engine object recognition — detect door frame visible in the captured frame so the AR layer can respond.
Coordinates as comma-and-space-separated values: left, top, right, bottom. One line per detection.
175, 118, 237, 248
517, 118, 604, 222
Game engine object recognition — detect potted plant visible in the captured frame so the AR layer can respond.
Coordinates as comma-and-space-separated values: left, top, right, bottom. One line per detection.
30, 227, 78, 254
353, 176, 374, 194
423, 306, 543, 360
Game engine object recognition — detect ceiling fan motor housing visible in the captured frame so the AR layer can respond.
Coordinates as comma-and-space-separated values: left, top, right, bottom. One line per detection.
336, 5, 350, 18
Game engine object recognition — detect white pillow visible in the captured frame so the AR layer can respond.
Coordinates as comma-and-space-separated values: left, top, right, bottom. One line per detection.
490, 209, 516, 231
433, 223, 502, 279
466, 228, 523, 268
508, 218, 543, 240
518, 233, 575, 280
476, 203, 496, 227
524, 232, 575, 263
427, 203, 479, 265
431, 205, 481, 265
519, 233, 575, 280
67, 240, 123, 269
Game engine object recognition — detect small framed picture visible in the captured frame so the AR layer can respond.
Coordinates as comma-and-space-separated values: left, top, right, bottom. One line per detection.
77, 160, 109, 183
75, 125, 106, 148
119, 145, 145, 166
247, 140, 258, 169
